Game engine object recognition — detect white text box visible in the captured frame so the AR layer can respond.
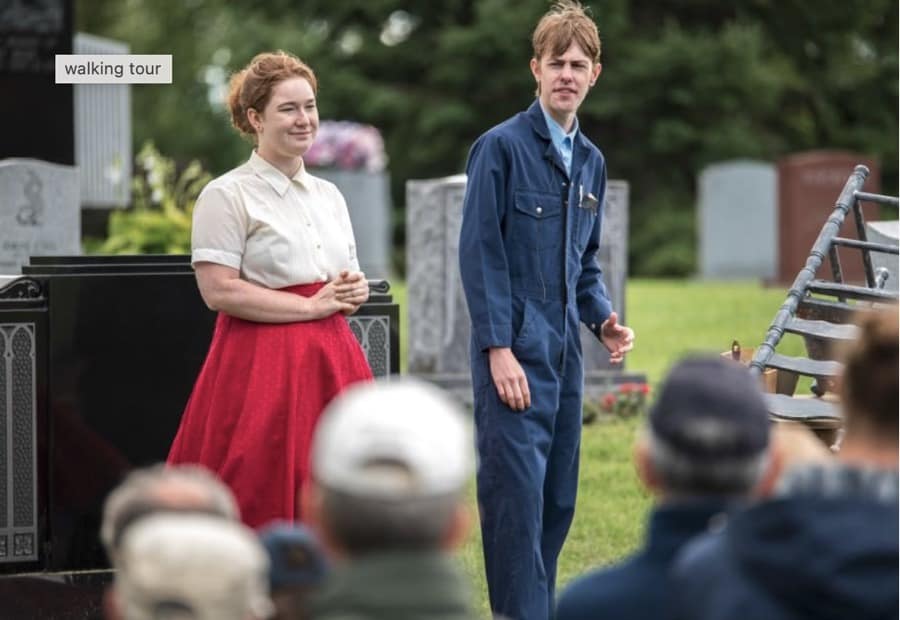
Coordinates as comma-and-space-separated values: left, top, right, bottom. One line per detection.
56, 55, 172, 84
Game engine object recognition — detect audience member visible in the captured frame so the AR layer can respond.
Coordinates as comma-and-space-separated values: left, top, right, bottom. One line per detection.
100, 463, 239, 565
106, 513, 273, 620
769, 421, 832, 475
259, 521, 330, 619
671, 309, 899, 620
557, 356, 778, 620
302, 378, 479, 620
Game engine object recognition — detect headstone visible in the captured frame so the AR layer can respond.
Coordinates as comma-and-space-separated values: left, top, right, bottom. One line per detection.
580, 180, 629, 373
407, 175, 636, 401
312, 169, 392, 279
74, 33, 131, 208
0, 159, 80, 274
406, 175, 469, 381
777, 151, 881, 284
698, 160, 777, 279
0, 0, 75, 165
866, 220, 899, 293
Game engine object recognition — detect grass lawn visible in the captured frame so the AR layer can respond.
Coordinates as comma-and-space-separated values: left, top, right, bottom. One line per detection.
388, 277, 807, 616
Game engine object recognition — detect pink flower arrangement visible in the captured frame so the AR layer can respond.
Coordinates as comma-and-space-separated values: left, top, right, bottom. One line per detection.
304, 121, 388, 172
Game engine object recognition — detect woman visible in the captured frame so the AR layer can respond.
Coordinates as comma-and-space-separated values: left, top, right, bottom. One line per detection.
168, 51, 373, 528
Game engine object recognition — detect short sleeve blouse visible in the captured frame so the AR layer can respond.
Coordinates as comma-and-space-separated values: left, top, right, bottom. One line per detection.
191, 151, 360, 288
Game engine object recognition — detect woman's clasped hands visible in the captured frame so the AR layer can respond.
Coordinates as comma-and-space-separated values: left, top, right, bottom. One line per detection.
319, 270, 369, 316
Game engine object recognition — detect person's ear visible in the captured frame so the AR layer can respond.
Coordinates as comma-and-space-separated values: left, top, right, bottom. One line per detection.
300, 484, 346, 560
247, 108, 263, 134
590, 62, 602, 87
530, 57, 540, 81
442, 502, 472, 551
103, 586, 122, 620
754, 443, 785, 499
634, 433, 662, 495
530, 57, 542, 94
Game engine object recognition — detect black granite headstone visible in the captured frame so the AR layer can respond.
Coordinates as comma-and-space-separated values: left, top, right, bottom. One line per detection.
0, 0, 74, 165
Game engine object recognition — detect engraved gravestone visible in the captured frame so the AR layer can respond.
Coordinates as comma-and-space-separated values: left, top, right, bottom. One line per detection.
698, 160, 777, 279
406, 175, 469, 381
777, 151, 881, 284
0, 159, 81, 274
407, 175, 630, 397
0, 0, 74, 165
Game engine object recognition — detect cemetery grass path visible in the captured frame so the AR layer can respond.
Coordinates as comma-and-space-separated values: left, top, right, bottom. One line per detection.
393, 278, 806, 616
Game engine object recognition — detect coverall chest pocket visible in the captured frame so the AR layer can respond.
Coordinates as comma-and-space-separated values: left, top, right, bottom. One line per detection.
573, 206, 596, 254
512, 190, 563, 250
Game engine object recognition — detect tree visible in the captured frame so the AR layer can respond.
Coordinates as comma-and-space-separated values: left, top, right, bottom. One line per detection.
76, 0, 898, 275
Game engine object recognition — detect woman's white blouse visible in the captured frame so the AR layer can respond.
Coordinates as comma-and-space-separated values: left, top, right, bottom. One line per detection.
191, 151, 360, 288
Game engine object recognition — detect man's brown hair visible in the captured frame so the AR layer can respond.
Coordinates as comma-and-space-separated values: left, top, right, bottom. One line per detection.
532, 1, 601, 63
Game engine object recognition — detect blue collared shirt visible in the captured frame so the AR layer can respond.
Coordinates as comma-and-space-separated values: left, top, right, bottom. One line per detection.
540, 102, 579, 176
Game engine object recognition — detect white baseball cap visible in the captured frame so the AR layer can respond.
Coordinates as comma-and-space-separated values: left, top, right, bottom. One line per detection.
312, 378, 473, 499
116, 514, 274, 620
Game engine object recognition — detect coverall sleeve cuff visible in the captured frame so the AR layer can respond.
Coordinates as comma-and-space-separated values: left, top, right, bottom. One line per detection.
581, 300, 613, 340
473, 324, 512, 352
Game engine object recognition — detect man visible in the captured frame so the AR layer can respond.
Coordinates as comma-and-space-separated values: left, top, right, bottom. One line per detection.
556, 357, 779, 620
671, 310, 899, 620
303, 378, 478, 620
100, 463, 239, 566
258, 521, 330, 619
458, 2, 634, 617
107, 513, 273, 620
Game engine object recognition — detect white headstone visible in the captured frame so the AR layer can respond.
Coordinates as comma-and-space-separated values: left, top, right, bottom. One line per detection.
313, 169, 392, 279
698, 160, 777, 279
74, 33, 132, 208
866, 220, 899, 293
0, 159, 81, 274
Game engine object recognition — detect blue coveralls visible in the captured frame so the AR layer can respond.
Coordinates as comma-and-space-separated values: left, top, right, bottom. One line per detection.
458, 100, 613, 620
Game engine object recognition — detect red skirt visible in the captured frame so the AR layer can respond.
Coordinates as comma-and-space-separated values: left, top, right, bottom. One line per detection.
167, 282, 373, 528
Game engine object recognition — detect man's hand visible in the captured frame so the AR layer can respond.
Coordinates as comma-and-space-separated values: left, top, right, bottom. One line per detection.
600, 312, 635, 364
488, 347, 531, 412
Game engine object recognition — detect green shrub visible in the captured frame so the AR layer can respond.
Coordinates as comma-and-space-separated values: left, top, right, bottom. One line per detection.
629, 196, 696, 277
86, 143, 211, 255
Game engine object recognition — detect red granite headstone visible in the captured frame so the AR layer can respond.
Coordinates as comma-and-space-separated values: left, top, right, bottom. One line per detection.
777, 151, 881, 285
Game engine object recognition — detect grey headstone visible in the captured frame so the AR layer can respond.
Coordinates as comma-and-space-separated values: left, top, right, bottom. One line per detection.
0, 159, 81, 275
867, 220, 899, 293
698, 160, 777, 279
581, 180, 629, 372
312, 169, 391, 279
406, 175, 630, 399
406, 175, 469, 378
74, 33, 132, 208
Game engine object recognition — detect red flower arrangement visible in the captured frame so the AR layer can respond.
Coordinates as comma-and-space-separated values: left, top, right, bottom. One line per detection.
599, 382, 651, 418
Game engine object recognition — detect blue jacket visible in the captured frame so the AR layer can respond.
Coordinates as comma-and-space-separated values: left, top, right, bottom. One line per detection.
671, 470, 900, 620
556, 501, 728, 620
459, 100, 612, 354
